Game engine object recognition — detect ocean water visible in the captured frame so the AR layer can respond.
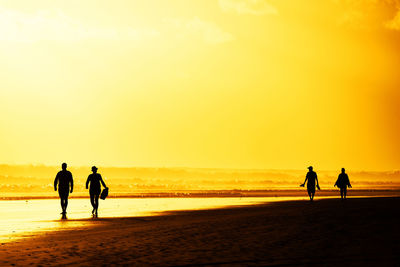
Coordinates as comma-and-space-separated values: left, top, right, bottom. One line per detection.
0, 197, 312, 242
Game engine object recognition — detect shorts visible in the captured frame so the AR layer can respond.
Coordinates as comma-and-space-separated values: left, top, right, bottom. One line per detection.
90, 188, 101, 196
58, 189, 69, 198
307, 185, 315, 194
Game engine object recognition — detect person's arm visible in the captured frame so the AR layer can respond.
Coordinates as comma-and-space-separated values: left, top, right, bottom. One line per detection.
86, 175, 90, 189
301, 176, 308, 187
316, 174, 320, 188
347, 174, 352, 188
70, 173, 74, 193
100, 174, 107, 188
54, 174, 58, 191
334, 175, 339, 187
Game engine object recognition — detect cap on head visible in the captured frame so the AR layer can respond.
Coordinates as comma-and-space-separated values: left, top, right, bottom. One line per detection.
62, 163, 67, 170
308, 166, 313, 170
92, 166, 98, 172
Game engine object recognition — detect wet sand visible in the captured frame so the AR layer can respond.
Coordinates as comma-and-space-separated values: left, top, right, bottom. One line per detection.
0, 197, 399, 266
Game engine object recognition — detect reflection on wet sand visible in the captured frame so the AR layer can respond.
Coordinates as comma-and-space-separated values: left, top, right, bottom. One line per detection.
0, 197, 307, 242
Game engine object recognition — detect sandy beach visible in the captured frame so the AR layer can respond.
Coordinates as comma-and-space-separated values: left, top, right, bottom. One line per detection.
0, 197, 399, 266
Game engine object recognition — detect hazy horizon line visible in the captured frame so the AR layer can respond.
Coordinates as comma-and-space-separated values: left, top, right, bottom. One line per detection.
0, 163, 399, 173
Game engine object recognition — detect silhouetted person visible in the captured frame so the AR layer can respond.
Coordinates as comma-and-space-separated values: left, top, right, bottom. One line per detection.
335, 168, 352, 200
301, 166, 320, 201
86, 166, 107, 218
54, 163, 73, 218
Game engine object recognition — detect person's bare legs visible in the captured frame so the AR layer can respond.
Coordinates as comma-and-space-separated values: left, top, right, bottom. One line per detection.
60, 198, 64, 213
308, 190, 314, 201
94, 194, 99, 217
90, 194, 100, 217
90, 194, 96, 215
59, 192, 69, 214
60, 196, 68, 219
64, 198, 68, 212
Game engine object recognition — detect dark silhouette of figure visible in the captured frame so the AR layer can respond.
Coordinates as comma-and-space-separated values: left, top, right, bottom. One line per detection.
86, 166, 107, 218
301, 166, 320, 201
335, 168, 352, 200
54, 163, 73, 218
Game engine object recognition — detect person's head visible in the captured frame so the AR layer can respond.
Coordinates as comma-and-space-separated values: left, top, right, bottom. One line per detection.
341, 168, 345, 173
308, 166, 313, 171
62, 163, 67, 170
92, 166, 98, 173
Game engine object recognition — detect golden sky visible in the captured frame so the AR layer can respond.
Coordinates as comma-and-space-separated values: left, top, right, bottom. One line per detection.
0, 0, 399, 170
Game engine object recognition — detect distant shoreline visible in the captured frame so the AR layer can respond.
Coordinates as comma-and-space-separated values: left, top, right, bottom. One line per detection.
1, 189, 399, 200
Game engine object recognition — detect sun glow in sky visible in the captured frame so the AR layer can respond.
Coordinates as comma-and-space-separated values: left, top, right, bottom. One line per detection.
0, 0, 399, 170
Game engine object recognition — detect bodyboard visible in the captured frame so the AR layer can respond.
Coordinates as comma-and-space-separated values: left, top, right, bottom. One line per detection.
100, 187, 109, 200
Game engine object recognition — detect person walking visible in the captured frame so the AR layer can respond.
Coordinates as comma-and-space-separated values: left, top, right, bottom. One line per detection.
54, 163, 74, 218
335, 168, 352, 200
300, 166, 320, 201
86, 166, 107, 218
